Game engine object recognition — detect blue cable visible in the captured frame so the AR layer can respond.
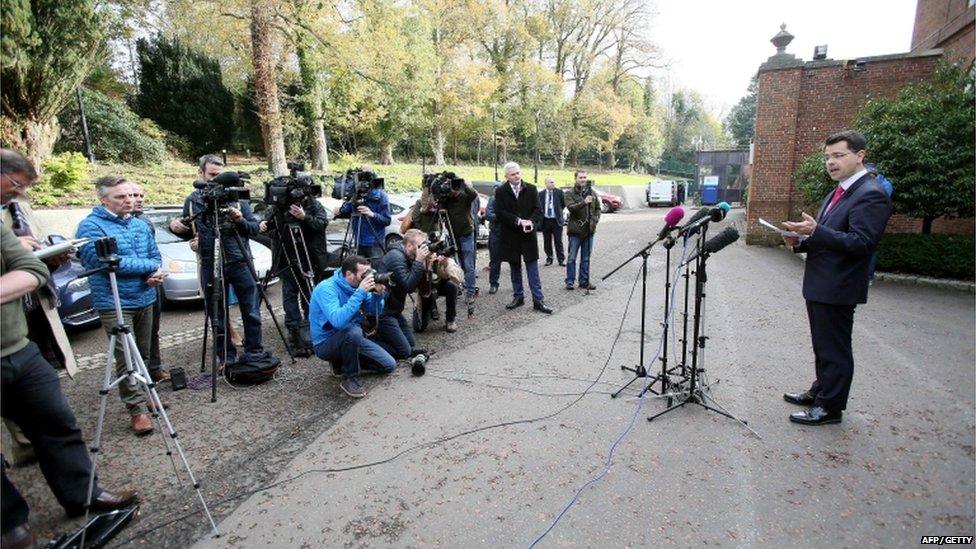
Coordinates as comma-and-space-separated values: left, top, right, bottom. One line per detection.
528, 237, 690, 548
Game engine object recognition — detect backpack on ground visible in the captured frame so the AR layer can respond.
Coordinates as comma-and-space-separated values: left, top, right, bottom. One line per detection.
223, 350, 281, 386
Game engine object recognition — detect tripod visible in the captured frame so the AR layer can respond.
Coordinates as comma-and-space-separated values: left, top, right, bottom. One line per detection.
646, 228, 758, 437
603, 233, 674, 399
261, 206, 321, 356
82, 238, 218, 547
198, 199, 293, 402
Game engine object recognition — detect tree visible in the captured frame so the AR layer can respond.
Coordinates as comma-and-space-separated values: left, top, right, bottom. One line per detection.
724, 74, 756, 148
249, 0, 287, 175
57, 88, 167, 164
135, 35, 235, 157
1, 0, 104, 168
855, 63, 975, 234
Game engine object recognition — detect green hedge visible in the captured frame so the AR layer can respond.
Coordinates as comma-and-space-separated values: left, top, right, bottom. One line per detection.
876, 233, 974, 280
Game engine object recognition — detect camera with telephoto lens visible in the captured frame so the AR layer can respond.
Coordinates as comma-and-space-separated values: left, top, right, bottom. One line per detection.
333, 169, 385, 206
423, 171, 465, 203
365, 268, 394, 287
423, 236, 455, 258
409, 352, 429, 376
193, 171, 252, 205
263, 162, 323, 210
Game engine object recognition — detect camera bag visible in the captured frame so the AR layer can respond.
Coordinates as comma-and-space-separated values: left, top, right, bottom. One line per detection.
223, 350, 281, 386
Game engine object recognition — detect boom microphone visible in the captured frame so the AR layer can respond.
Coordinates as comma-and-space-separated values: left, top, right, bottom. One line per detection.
655, 206, 685, 240
680, 226, 740, 267
677, 202, 730, 237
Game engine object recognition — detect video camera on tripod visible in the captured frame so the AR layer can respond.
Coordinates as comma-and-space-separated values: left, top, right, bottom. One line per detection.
422, 171, 465, 207
176, 171, 253, 228
263, 162, 322, 210
333, 168, 385, 206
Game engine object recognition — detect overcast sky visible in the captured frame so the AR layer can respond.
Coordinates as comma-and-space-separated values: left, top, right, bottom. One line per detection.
648, 0, 920, 117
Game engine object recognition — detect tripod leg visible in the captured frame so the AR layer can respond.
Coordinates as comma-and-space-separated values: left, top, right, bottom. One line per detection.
646, 397, 688, 422
200, 312, 209, 373
81, 335, 119, 548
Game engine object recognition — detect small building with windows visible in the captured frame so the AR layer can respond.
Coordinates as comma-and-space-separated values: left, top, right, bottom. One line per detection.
693, 149, 751, 205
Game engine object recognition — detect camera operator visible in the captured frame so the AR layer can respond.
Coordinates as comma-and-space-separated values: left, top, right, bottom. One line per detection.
76, 176, 165, 436
485, 181, 502, 294
376, 228, 430, 355
416, 173, 478, 304
309, 255, 396, 398
335, 170, 391, 265
259, 175, 329, 356
564, 171, 601, 291
405, 188, 461, 332
168, 154, 264, 368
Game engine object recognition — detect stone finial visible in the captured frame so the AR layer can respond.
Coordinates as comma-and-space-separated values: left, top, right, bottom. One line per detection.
771, 23, 794, 54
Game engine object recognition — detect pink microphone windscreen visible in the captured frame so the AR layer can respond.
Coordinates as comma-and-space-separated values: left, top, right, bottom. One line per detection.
664, 206, 685, 227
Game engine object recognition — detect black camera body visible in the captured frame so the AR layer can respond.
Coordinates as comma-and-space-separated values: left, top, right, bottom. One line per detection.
194, 171, 252, 205
333, 169, 385, 205
365, 268, 394, 287
263, 162, 322, 210
423, 171, 465, 203
424, 237, 456, 258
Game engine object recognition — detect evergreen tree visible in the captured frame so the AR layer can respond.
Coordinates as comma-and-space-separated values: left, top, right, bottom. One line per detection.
724, 74, 756, 148
135, 35, 234, 157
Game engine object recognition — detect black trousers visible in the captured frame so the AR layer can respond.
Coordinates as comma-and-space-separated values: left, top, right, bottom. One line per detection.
805, 301, 856, 412
541, 218, 564, 262
1, 343, 98, 531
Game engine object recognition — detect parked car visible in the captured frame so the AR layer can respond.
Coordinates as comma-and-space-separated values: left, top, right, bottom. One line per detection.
52, 258, 99, 331
141, 207, 274, 308
558, 186, 622, 214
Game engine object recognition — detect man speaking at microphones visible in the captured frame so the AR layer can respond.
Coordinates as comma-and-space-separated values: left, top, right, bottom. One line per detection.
781, 131, 892, 426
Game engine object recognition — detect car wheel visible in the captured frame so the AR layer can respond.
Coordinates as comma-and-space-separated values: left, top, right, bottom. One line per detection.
386, 233, 403, 249
601, 201, 611, 214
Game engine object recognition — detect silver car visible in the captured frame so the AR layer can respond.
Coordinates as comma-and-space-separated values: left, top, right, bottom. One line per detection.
141, 208, 274, 307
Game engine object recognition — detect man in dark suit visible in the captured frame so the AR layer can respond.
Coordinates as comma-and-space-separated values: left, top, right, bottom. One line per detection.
781, 130, 892, 426
494, 162, 552, 314
538, 177, 566, 266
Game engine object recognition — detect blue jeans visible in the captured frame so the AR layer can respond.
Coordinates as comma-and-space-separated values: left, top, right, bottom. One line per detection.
375, 315, 412, 359
458, 231, 477, 296
201, 260, 263, 363
488, 229, 501, 287
566, 235, 594, 286
313, 325, 396, 380
510, 257, 544, 303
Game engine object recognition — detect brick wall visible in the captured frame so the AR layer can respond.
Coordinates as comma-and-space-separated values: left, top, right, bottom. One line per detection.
746, 49, 974, 245
912, 0, 975, 66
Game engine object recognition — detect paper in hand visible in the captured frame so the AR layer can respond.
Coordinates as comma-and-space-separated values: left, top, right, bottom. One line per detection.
33, 238, 89, 260
758, 218, 800, 238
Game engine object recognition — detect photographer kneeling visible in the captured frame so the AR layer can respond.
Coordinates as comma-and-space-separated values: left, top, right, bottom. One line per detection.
309, 256, 398, 398
377, 229, 430, 355
259, 168, 329, 356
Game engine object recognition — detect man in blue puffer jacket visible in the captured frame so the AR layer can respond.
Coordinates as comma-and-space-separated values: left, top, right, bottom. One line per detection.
76, 176, 164, 436
308, 255, 396, 398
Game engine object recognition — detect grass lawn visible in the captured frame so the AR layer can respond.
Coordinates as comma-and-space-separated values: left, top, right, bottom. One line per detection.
39, 158, 657, 208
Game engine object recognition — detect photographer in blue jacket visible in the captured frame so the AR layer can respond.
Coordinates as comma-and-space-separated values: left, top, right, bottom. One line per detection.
308, 255, 397, 398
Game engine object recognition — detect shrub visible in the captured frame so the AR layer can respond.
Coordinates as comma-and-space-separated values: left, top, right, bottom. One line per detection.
793, 152, 833, 210
56, 88, 167, 164
33, 152, 92, 206
876, 233, 974, 280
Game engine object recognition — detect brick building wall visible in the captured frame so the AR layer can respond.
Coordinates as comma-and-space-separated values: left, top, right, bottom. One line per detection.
912, 0, 975, 66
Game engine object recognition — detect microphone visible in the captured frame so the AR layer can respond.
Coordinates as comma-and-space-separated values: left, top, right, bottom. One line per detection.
680, 226, 740, 267
678, 202, 730, 237
654, 206, 685, 240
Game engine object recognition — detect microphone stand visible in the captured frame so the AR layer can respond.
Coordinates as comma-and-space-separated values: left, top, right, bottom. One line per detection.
604, 232, 672, 399
647, 224, 759, 437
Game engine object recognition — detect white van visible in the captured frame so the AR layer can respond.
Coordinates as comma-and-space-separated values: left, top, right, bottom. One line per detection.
645, 180, 678, 207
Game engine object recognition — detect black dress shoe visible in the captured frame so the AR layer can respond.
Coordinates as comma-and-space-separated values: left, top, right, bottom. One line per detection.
488, 285, 498, 295
783, 391, 815, 406
533, 301, 553, 314
558, 261, 566, 266
545, 258, 553, 266
66, 488, 140, 517
505, 297, 525, 309
789, 406, 842, 425
1, 524, 34, 549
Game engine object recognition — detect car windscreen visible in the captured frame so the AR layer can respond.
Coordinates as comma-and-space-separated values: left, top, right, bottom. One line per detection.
145, 211, 184, 244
